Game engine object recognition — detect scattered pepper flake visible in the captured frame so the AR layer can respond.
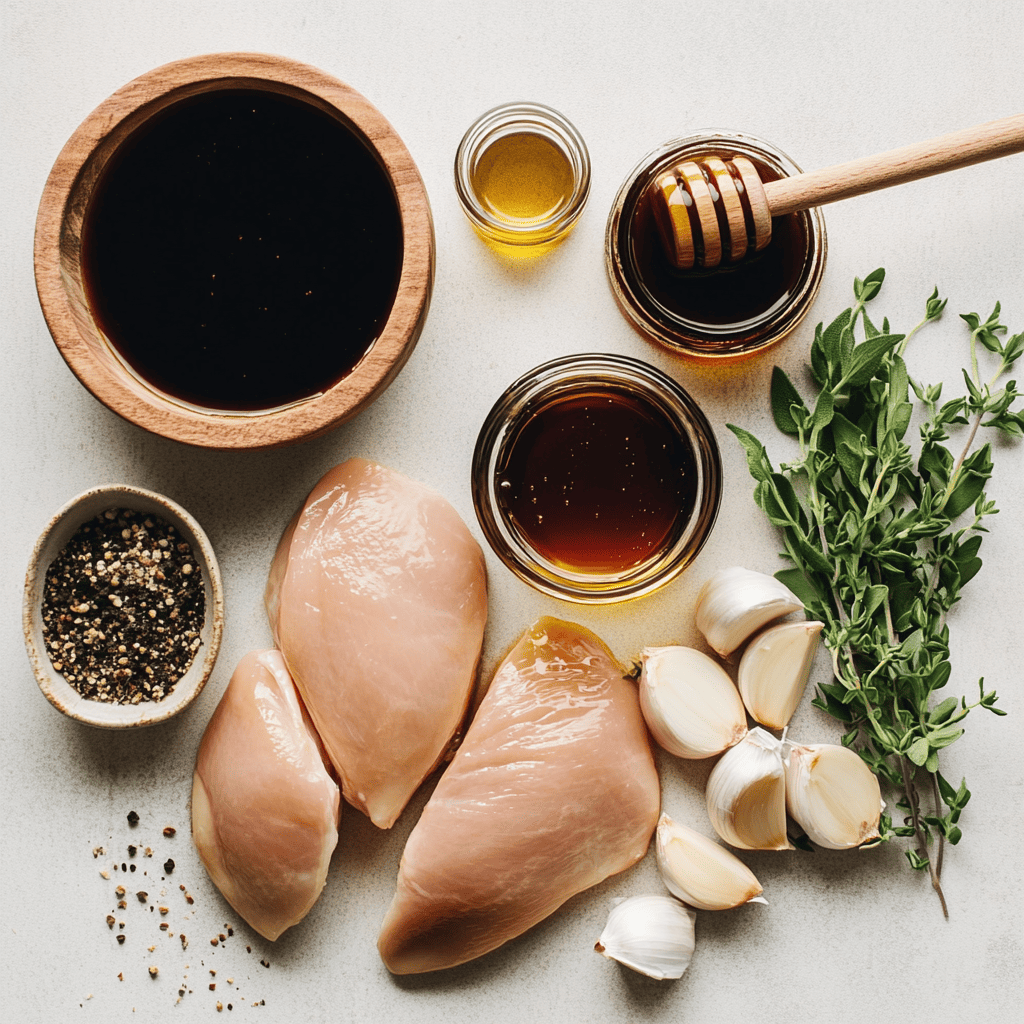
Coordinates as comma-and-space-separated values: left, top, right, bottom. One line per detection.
163, 826, 177, 837
148, 966, 159, 978
136, 891, 148, 903
164, 858, 175, 874
106, 914, 115, 929
127, 811, 139, 826
116, 935, 125, 945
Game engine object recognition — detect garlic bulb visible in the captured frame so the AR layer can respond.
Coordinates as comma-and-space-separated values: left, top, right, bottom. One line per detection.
706, 727, 792, 851
594, 895, 696, 980
638, 646, 747, 758
695, 567, 804, 657
655, 813, 766, 911
737, 620, 824, 729
785, 742, 884, 849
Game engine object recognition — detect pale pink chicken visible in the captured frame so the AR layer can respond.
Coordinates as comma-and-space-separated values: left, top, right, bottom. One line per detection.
192, 649, 340, 941
265, 458, 488, 829
377, 617, 660, 974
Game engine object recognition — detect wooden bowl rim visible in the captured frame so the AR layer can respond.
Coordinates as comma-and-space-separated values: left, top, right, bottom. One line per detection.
34, 52, 433, 450
22, 484, 225, 729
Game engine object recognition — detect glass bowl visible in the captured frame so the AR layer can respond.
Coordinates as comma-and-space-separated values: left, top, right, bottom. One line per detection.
472, 353, 721, 603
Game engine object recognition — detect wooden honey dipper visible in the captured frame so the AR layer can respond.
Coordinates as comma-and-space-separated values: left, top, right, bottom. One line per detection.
652, 114, 1024, 269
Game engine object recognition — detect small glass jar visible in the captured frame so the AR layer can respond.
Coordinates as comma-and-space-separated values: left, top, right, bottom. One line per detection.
606, 131, 827, 359
454, 102, 591, 258
472, 353, 722, 603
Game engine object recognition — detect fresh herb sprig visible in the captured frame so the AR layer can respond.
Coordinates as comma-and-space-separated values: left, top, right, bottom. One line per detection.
728, 271, 1022, 914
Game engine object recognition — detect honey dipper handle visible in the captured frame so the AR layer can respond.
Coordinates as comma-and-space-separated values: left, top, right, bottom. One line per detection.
763, 113, 1024, 217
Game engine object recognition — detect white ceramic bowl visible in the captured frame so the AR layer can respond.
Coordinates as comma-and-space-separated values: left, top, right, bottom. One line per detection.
23, 485, 224, 728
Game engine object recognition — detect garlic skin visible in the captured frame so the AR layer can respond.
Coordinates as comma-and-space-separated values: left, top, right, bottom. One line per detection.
706, 727, 792, 851
785, 743, 884, 850
594, 895, 696, 980
639, 646, 747, 758
737, 620, 824, 729
656, 813, 765, 910
694, 567, 804, 657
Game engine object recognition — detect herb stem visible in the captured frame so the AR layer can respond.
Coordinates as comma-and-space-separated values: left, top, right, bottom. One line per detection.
942, 409, 984, 509
930, 772, 946, 880
900, 756, 949, 919
897, 315, 929, 358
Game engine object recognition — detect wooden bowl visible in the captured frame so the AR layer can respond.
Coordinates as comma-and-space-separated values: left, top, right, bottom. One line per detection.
23, 485, 224, 729
34, 53, 433, 449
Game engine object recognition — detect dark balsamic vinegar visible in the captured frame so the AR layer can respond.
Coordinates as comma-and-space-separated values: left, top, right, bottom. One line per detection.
629, 155, 807, 327
496, 388, 698, 574
82, 89, 403, 411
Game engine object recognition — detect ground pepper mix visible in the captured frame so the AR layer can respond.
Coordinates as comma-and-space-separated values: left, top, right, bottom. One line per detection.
41, 508, 205, 703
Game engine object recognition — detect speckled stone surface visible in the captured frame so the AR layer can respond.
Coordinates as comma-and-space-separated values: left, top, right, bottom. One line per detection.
2, 2, 1022, 1021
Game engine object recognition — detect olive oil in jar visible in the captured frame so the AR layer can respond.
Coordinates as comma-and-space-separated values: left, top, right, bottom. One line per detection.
472, 133, 575, 227
496, 387, 698, 575
455, 103, 591, 257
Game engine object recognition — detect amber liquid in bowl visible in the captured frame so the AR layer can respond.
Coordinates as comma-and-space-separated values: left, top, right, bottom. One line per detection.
82, 88, 404, 412
473, 353, 721, 603
496, 387, 698, 575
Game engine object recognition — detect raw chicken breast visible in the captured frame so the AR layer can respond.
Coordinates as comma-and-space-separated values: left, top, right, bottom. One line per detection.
377, 617, 660, 974
192, 650, 340, 941
266, 458, 488, 829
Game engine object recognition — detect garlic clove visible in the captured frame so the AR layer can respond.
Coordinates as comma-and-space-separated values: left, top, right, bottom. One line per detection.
639, 646, 747, 758
706, 727, 792, 851
694, 567, 804, 657
594, 895, 696, 980
784, 743, 884, 850
655, 813, 765, 911
737, 620, 824, 729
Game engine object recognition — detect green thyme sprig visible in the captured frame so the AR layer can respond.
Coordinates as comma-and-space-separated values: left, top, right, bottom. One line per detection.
727, 270, 1022, 915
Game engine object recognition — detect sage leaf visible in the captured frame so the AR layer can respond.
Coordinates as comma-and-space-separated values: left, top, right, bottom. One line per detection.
770, 366, 807, 435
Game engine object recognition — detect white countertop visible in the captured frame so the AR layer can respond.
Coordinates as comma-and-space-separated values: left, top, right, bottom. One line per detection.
3, 2, 1022, 1021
